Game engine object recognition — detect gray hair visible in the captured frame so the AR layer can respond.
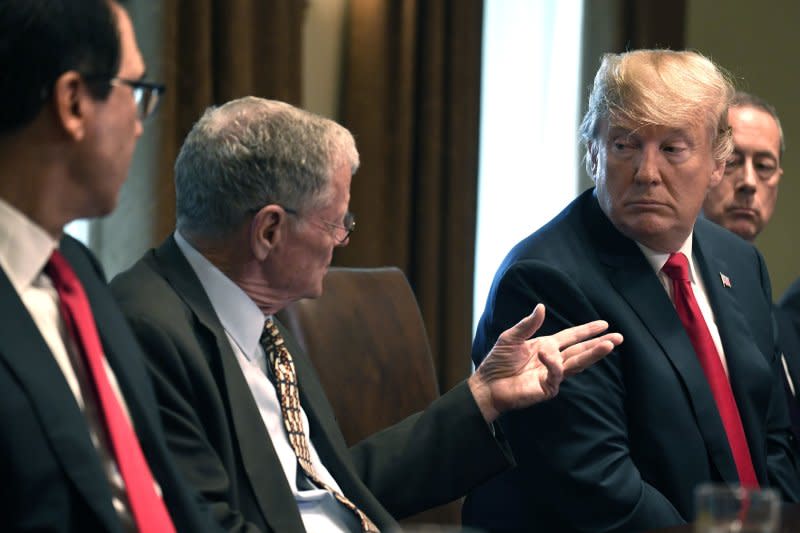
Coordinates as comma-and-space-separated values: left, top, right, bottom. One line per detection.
175, 96, 359, 237
580, 49, 734, 176
730, 91, 785, 159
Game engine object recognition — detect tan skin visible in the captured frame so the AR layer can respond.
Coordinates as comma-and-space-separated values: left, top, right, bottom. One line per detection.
0, 2, 145, 239
189, 165, 623, 424
702, 106, 783, 241
590, 119, 725, 253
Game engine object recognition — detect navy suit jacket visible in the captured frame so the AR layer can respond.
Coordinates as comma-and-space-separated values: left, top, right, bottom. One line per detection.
110, 235, 513, 533
777, 280, 800, 446
0, 236, 219, 532
463, 189, 800, 533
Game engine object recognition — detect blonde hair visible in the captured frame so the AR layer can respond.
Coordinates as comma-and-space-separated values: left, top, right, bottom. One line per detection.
580, 49, 734, 172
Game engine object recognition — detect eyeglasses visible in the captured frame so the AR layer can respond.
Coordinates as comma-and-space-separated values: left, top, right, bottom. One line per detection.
109, 77, 165, 120
283, 206, 356, 244
724, 151, 781, 182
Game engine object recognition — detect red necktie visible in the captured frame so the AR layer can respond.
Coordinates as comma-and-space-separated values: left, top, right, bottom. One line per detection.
662, 252, 759, 488
46, 250, 177, 532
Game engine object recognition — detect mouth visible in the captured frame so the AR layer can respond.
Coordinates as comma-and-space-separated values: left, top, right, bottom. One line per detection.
726, 207, 758, 219
625, 199, 668, 210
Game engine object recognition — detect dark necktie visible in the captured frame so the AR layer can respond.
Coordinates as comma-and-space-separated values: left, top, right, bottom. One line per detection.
261, 317, 380, 532
662, 252, 758, 488
46, 250, 177, 532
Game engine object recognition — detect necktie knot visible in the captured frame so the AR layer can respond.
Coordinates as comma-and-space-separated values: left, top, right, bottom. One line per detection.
45, 249, 78, 294
662, 252, 690, 282
261, 317, 282, 344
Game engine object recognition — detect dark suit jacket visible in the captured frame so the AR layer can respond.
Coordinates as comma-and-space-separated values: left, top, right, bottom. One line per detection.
0, 236, 219, 532
463, 189, 800, 533
777, 281, 800, 445
109, 235, 513, 533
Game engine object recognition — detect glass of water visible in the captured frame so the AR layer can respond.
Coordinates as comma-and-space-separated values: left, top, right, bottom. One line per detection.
694, 483, 780, 533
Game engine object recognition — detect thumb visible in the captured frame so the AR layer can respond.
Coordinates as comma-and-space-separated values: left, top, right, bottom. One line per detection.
504, 304, 546, 342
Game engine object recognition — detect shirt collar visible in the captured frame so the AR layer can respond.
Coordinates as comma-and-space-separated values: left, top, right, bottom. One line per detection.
636, 233, 698, 284
174, 230, 266, 360
0, 197, 58, 292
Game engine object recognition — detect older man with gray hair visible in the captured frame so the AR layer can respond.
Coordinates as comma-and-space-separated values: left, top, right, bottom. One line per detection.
464, 50, 800, 532
110, 96, 622, 532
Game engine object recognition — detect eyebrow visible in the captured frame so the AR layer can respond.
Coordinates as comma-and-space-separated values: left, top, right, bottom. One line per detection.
732, 148, 779, 160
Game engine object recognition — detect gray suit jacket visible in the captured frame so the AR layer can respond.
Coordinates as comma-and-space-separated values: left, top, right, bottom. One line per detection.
110, 235, 513, 532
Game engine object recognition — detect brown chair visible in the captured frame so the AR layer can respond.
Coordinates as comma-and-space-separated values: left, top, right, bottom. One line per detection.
276, 266, 462, 527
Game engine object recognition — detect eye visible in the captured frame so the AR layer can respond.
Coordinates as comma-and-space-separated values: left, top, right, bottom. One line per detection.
610, 138, 635, 153
724, 156, 744, 174
663, 144, 687, 154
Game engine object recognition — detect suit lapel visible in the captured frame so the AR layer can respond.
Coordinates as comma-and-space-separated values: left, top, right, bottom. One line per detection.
585, 194, 740, 483
693, 230, 772, 481
0, 253, 120, 530
153, 236, 304, 532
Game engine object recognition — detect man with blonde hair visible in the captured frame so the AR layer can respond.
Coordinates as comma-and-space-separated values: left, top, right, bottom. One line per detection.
464, 50, 800, 532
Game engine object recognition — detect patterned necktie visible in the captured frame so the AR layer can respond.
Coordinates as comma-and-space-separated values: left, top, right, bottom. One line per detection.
46, 250, 177, 532
662, 252, 759, 488
261, 317, 380, 533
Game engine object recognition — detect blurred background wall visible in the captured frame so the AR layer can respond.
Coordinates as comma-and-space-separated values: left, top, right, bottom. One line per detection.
685, 0, 800, 296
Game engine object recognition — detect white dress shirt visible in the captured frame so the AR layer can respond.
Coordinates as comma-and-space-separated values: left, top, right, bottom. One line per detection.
174, 230, 359, 533
636, 235, 730, 374
0, 198, 135, 530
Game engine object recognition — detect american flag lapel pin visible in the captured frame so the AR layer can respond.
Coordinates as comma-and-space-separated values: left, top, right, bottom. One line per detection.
719, 272, 732, 288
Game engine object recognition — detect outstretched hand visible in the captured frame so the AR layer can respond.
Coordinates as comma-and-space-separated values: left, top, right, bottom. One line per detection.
468, 304, 623, 423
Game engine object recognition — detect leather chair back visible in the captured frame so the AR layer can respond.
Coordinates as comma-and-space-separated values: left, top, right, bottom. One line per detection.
276, 266, 461, 526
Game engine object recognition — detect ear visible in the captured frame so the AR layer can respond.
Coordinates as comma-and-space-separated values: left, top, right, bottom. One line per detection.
51, 71, 89, 141
708, 157, 725, 189
587, 141, 599, 181
249, 205, 288, 261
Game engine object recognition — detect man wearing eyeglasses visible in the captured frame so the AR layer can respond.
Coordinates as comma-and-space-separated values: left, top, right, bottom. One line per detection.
702, 92, 800, 449
0, 1, 219, 531
110, 96, 623, 532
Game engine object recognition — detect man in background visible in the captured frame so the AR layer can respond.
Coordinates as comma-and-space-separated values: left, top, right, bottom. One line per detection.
111, 96, 623, 532
0, 1, 219, 530
464, 50, 800, 532
702, 92, 800, 446
702, 91, 784, 242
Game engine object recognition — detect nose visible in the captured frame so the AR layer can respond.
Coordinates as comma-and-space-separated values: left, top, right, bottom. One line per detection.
336, 236, 350, 248
633, 144, 661, 184
735, 158, 757, 192
134, 117, 144, 139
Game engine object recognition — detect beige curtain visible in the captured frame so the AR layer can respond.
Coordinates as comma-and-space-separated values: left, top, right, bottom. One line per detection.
334, 0, 484, 391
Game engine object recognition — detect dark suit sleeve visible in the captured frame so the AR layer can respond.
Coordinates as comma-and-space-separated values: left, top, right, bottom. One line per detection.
754, 253, 800, 501
123, 314, 263, 533
347, 380, 514, 519
474, 260, 684, 532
